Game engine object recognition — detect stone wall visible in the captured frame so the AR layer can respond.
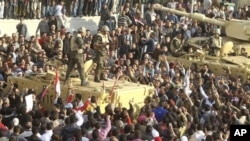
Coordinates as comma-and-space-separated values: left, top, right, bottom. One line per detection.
0, 16, 100, 39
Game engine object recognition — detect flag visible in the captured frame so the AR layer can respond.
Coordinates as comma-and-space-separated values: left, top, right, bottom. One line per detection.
37, 86, 49, 99
55, 68, 61, 96
76, 99, 91, 112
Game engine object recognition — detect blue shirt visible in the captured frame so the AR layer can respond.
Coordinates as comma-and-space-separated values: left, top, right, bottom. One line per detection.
153, 107, 167, 122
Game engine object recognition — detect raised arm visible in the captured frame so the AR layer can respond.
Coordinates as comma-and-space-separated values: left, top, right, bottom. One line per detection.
199, 85, 215, 107
183, 68, 190, 88
143, 66, 146, 77
155, 61, 161, 71
199, 86, 209, 100
150, 68, 155, 77
100, 115, 111, 140
165, 59, 170, 74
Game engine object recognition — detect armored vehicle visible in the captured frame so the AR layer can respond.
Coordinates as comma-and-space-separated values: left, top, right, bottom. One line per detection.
154, 4, 250, 54
2, 59, 154, 114
153, 4, 250, 82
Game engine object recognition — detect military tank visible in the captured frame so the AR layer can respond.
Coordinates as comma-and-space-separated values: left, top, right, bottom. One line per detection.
1, 59, 154, 114
154, 3, 250, 54
153, 4, 250, 82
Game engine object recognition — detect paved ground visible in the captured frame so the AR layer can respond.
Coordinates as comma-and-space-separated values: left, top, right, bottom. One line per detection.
0, 16, 100, 38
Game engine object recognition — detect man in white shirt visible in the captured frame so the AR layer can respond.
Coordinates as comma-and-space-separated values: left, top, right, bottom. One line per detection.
40, 122, 53, 141
54, 1, 65, 29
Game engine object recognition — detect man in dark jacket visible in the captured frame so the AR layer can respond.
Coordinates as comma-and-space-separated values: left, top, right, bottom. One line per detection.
104, 11, 116, 31
16, 17, 28, 38
63, 32, 71, 58
36, 16, 50, 36
48, 16, 58, 32
99, 4, 109, 29
142, 32, 156, 54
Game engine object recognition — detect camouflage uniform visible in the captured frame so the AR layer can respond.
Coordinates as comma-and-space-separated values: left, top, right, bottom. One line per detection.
170, 36, 185, 57
65, 27, 88, 86
209, 29, 222, 56
209, 36, 222, 56
93, 26, 110, 82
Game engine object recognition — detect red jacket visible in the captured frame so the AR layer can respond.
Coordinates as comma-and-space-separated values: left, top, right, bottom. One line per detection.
0, 122, 8, 131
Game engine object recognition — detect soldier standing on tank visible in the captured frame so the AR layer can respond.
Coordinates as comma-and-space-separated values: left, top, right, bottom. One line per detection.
93, 25, 110, 83
209, 28, 223, 56
64, 27, 88, 86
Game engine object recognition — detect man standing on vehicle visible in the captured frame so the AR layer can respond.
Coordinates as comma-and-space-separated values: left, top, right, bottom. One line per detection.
209, 28, 223, 56
93, 25, 110, 83
64, 27, 88, 86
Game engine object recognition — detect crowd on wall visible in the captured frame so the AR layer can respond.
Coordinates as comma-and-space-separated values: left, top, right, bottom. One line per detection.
0, 0, 250, 141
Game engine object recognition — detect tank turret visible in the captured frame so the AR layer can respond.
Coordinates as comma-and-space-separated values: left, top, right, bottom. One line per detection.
153, 4, 250, 41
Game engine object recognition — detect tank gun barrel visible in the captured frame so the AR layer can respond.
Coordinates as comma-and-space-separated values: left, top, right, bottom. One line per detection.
154, 4, 225, 27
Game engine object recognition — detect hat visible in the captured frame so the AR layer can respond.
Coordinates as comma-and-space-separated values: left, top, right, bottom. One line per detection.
78, 27, 86, 33
13, 118, 19, 126
101, 25, 110, 32
64, 103, 73, 109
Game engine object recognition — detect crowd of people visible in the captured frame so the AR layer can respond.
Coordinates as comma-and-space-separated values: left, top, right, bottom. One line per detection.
0, 0, 249, 141
0, 0, 173, 20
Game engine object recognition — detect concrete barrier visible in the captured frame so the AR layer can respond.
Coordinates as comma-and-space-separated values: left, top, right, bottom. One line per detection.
0, 16, 100, 39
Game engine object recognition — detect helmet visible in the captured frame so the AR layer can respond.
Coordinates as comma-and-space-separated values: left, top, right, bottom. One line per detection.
214, 28, 221, 35
101, 25, 110, 32
78, 27, 86, 33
